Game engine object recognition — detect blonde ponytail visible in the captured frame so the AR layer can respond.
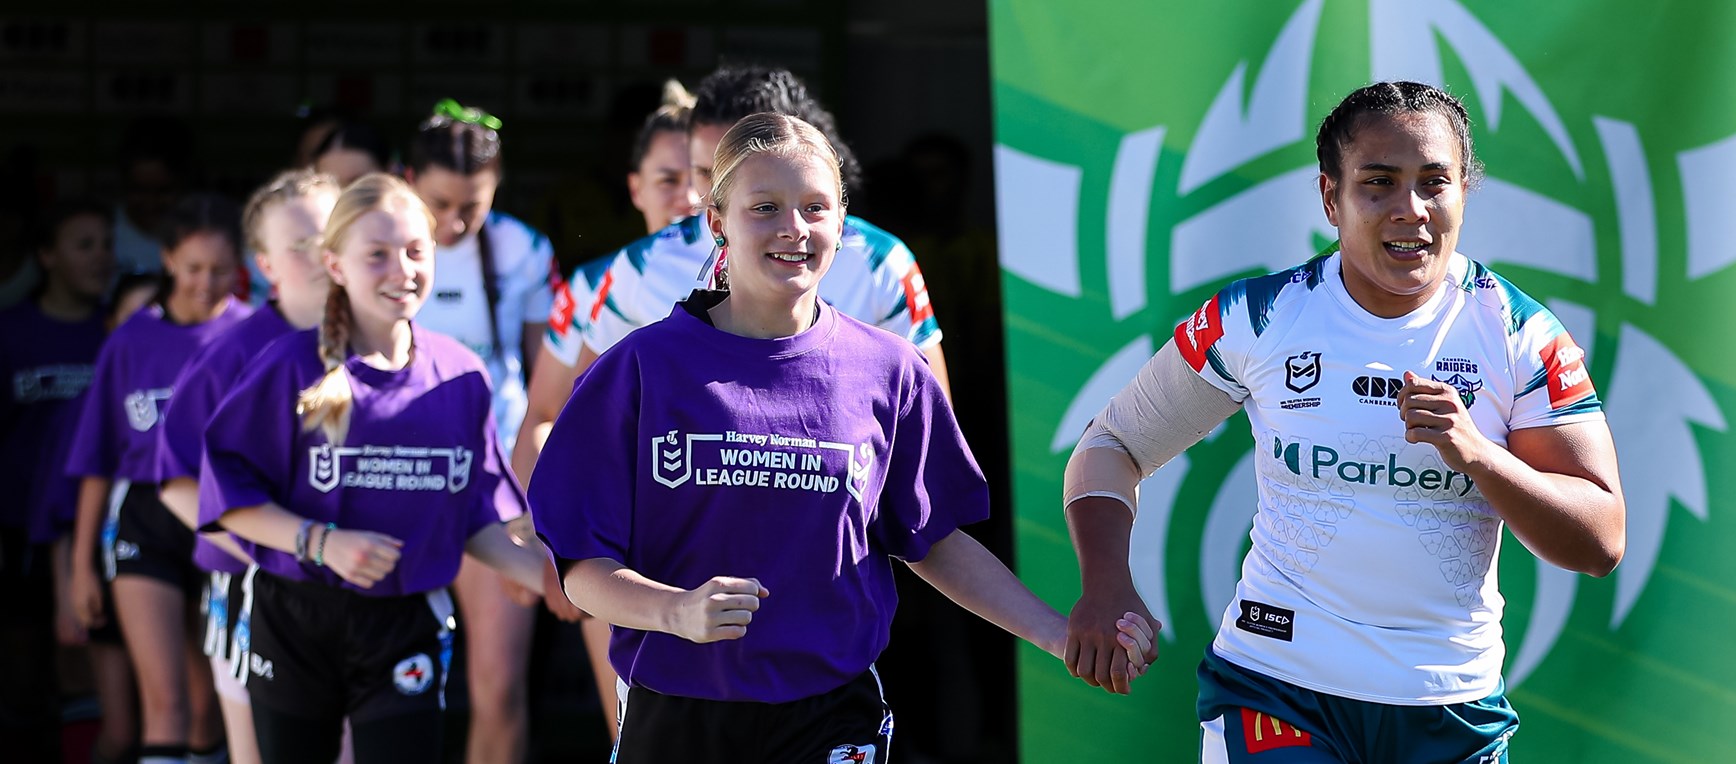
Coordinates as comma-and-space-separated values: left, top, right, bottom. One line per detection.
296, 286, 355, 444
292, 173, 431, 445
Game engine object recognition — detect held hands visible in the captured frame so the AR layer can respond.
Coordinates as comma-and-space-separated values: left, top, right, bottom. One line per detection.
541, 557, 585, 622
322, 527, 404, 589
68, 562, 105, 631
1398, 371, 1492, 472
671, 576, 768, 643
1065, 585, 1163, 695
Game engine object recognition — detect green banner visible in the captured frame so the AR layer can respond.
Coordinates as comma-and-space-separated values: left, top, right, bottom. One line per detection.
991, 1, 1736, 761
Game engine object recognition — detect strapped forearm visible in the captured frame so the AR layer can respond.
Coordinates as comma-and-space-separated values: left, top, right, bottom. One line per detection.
1063, 339, 1242, 513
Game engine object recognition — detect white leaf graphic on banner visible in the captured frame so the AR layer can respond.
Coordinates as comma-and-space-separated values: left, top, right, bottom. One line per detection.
1177, 0, 1323, 194
1603, 325, 1725, 627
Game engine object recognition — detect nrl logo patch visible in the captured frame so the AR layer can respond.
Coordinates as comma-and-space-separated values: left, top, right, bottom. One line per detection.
1284, 351, 1322, 393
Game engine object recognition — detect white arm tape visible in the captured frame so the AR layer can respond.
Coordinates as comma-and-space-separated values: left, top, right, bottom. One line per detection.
1063, 339, 1243, 515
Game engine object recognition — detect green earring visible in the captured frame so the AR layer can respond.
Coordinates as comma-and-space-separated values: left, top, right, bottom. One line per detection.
715, 236, 727, 248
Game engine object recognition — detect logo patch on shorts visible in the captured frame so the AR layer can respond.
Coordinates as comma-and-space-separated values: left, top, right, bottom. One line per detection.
828, 744, 876, 763
1235, 600, 1295, 642
249, 653, 274, 681
394, 654, 434, 695
1240, 708, 1312, 754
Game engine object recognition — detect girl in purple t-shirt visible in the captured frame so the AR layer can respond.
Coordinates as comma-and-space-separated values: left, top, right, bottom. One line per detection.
155, 169, 340, 764
531, 114, 1157, 764
66, 193, 252, 764
199, 174, 551, 764
2, 199, 113, 762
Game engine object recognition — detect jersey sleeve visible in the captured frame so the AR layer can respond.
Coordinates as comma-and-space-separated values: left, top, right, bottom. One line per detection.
544, 257, 612, 368
872, 359, 987, 562
201, 354, 299, 527
155, 345, 228, 483
1508, 309, 1604, 430
855, 225, 943, 349
467, 366, 526, 526
1171, 289, 1253, 402
529, 342, 640, 571
580, 249, 648, 357
63, 340, 123, 479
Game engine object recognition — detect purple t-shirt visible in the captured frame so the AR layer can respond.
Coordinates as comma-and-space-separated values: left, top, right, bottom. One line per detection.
531, 292, 988, 704
201, 324, 523, 596
157, 304, 296, 574
0, 302, 106, 542
65, 299, 252, 485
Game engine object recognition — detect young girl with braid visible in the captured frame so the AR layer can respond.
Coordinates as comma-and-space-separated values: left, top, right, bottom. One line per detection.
66, 193, 253, 764
198, 174, 550, 764
155, 169, 341, 764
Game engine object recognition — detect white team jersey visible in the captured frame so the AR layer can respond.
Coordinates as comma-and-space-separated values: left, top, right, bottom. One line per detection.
1176, 251, 1603, 705
543, 215, 941, 367
417, 210, 554, 451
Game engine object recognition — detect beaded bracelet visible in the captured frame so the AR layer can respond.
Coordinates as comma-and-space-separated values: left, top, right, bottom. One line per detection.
293, 519, 315, 562
313, 522, 337, 567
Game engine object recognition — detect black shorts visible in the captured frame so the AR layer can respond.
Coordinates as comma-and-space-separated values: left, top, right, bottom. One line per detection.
0, 525, 53, 627
614, 667, 894, 764
107, 479, 201, 593
243, 571, 456, 724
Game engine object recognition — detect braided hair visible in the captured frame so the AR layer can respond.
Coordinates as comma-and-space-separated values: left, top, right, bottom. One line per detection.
1315, 81, 1484, 190
296, 173, 434, 445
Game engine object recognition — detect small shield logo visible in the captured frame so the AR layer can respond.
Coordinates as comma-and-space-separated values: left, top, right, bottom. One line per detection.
846, 441, 875, 503
1284, 351, 1322, 393
124, 388, 171, 432
652, 430, 690, 488
447, 447, 473, 493
308, 444, 340, 493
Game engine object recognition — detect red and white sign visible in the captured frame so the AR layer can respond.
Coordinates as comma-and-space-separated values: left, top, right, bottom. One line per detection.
1174, 294, 1224, 372
1540, 333, 1596, 410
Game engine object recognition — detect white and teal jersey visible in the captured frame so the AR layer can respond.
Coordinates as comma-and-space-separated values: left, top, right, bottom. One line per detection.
417, 210, 555, 454
1175, 251, 1603, 705
543, 215, 942, 366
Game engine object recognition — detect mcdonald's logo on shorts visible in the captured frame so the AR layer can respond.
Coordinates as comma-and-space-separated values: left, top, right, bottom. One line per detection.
1241, 708, 1312, 754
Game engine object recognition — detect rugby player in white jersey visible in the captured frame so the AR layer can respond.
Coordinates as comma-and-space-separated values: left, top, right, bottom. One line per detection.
1063, 82, 1624, 763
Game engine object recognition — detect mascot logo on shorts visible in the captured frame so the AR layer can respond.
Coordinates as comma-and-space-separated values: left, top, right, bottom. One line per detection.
827, 744, 876, 764
394, 654, 434, 696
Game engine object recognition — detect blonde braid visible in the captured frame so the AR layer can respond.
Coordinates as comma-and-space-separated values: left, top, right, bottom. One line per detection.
296, 285, 355, 444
